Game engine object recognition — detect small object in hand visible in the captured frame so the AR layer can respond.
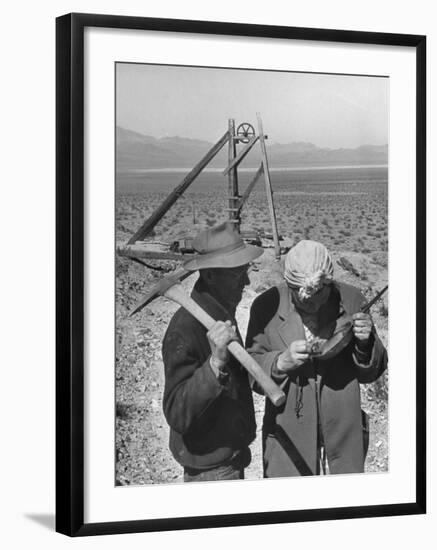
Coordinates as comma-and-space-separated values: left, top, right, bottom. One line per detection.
308, 341, 323, 358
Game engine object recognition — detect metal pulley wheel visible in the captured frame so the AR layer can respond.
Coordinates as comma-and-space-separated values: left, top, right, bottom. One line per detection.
236, 122, 255, 143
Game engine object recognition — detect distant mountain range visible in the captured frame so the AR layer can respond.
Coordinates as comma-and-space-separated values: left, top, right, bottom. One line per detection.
116, 126, 388, 170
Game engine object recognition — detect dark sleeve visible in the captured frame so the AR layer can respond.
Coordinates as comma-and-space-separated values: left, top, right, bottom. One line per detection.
353, 329, 388, 384
245, 288, 288, 393
350, 290, 388, 383
162, 328, 226, 435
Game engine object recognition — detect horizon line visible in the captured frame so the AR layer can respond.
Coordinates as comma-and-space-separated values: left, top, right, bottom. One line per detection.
116, 125, 389, 151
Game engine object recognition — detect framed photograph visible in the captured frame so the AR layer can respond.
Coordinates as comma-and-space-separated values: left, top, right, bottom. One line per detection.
56, 12, 426, 536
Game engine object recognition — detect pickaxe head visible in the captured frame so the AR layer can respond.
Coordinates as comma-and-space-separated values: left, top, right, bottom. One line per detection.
129, 268, 192, 317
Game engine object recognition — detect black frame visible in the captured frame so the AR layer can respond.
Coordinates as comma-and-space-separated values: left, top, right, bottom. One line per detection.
56, 12, 426, 537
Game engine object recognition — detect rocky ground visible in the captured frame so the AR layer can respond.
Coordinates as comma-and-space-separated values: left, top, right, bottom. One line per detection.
115, 245, 388, 485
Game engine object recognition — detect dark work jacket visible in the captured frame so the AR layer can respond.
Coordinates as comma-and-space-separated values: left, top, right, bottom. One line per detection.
162, 279, 256, 470
246, 282, 387, 477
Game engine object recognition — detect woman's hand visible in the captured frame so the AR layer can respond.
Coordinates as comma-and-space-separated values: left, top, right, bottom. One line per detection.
276, 339, 309, 373
352, 312, 373, 348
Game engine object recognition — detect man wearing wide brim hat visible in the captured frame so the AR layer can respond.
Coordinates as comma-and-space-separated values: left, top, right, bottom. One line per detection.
162, 221, 263, 482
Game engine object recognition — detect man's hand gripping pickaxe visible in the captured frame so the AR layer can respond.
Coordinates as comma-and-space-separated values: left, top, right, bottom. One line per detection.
129, 268, 286, 407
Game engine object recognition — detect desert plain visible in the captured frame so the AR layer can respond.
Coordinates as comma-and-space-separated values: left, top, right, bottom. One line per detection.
115, 165, 388, 485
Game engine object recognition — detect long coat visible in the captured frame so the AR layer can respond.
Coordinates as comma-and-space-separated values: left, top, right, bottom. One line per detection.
162, 279, 256, 471
246, 281, 387, 477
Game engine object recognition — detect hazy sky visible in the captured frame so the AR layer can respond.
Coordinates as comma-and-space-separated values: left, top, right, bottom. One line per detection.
116, 63, 388, 149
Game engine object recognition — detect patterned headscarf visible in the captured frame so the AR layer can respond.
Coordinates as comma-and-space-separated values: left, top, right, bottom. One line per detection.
284, 240, 334, 300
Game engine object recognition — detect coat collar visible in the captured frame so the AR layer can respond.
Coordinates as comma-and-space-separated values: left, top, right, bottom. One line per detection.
276, 282, 345, 346
276, 284, 306, 347
275, 283, 315, 389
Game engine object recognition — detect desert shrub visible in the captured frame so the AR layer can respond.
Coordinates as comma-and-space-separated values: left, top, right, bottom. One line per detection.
375, 254, 388, 268
116, 402, 134, 420
364, 371, 388, 404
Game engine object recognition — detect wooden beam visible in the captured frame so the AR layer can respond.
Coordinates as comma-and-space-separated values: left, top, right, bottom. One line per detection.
257, 113, 281, 260
127, 130, 230, 244
222, 136, 259, 176
237, 164, 264, 214
227, 119, 239, 225
117, 244, 191, 261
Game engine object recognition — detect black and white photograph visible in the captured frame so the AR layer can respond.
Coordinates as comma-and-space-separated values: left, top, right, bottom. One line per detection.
0, 0, 432, 546
115, 62, 389, 486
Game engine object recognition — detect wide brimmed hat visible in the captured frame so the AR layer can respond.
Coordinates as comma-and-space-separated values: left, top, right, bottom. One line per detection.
183, 221, 263, 271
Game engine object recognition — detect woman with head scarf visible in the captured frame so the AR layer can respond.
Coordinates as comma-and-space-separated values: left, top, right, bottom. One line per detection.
245, 240, 387, 477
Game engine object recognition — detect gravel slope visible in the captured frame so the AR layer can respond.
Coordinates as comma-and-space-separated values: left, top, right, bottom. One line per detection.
115, 248, 388, 485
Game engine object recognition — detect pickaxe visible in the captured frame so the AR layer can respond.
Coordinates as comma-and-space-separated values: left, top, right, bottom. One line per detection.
129, 268, 286, 407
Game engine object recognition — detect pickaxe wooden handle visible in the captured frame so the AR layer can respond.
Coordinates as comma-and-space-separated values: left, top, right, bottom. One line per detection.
163, 284, 286, 407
